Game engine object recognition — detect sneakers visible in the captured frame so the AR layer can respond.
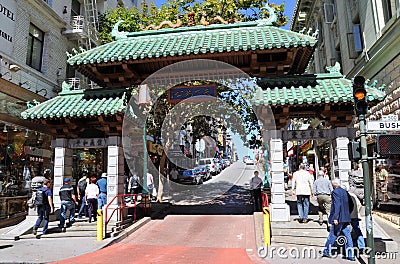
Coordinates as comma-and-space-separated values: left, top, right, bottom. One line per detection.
318, 221, 323, 226
32, 228, 37, 235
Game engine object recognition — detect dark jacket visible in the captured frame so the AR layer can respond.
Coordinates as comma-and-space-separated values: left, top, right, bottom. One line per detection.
328, 186, 351, 224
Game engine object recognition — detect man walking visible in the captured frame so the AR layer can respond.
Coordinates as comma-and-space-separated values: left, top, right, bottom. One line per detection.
250, 170, 263, 212
292, 163, 314, 223
97, 173, 108, 209
59, 178, 78, 229
323, 179, 355, 261
313, 171, 333, 225
77, 172, 89, 218
33, 179, 54, 237
348, 190, 365, 252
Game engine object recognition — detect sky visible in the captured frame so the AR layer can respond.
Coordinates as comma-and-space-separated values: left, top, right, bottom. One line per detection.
150, 0, 297, 159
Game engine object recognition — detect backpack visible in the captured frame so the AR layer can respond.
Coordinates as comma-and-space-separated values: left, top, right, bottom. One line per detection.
78, 179, 87, 194
34, 188, 47, 206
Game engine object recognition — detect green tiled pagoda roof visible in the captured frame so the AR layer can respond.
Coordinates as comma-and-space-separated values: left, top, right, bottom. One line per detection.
67, 20, 318, 66
252, 72, 386, 106
21, 84, 127, 120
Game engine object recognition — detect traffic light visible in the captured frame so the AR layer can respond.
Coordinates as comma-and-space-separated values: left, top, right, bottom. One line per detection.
348, 141, 361, 161
353, 76, 368, 115
376, 134, 400, 155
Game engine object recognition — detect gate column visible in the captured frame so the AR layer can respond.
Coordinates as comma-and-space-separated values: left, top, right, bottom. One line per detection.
333, 128, 353, 190
52, 138, 73, 209
106, 136, 125, 221
266, 130, 290, 221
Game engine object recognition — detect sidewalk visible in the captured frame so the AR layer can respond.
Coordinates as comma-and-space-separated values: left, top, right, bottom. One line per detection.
252, 195, 399, 264
0, 212, 151, 263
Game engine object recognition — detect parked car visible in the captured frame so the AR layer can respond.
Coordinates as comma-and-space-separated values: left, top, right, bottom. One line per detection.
179, 167, 204, 185
199, 158, 219, 176
243, 156, 250, 163
196, 165, 212, 181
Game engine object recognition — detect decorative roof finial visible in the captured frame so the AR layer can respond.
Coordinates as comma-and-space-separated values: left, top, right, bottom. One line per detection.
326, 62, 341, 73
257, 2, 278, 26
111, 20, 128, 40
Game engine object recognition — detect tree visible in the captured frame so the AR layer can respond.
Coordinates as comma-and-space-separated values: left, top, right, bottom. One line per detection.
98, 0, 288, 44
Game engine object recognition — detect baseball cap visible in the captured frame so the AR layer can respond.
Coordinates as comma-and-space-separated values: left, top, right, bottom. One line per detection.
64, 178, 71, 183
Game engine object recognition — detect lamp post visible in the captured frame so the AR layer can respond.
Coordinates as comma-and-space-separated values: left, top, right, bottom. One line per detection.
139, 84, 151, 194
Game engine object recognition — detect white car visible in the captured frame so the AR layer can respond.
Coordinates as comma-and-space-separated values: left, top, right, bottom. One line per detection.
199, 158, 219, 175
245, 158, 255, 165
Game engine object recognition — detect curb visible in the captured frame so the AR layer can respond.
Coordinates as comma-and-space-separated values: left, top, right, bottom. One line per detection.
98, 217, 151, 250
374, 211, 400, 226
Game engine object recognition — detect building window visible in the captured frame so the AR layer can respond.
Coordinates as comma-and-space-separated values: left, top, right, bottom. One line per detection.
382, 0, 393, 23
324, 3, 335, 24
43, 0, 52, 7
347, 24, 363, 59
26, 24, 44, 72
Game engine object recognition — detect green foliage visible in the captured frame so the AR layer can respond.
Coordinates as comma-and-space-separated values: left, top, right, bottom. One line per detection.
98, 0, 288, 44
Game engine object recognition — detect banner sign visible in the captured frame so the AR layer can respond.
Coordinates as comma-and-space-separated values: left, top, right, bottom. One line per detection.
168, 85, 217, 104
67, 138, 107, 149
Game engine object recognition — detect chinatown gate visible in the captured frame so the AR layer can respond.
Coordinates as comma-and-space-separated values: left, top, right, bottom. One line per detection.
21, 9, 385, 221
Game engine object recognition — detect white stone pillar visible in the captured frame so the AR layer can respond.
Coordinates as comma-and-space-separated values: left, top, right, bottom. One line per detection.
52, 139, 73, 210
268, 131, 290, 221
107, 136, 124, 221
334, 136, 352, 190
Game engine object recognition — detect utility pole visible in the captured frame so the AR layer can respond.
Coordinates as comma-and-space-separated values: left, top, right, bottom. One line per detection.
353, 76, 375, 264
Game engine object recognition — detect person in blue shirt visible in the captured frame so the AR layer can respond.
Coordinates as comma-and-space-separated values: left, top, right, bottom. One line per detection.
97, 173, 107, 209
33, 179, 54, 237
322, 179, 355, 261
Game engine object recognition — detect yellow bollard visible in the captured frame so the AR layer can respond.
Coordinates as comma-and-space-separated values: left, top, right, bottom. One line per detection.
97, 209, 103, 241
263, 207, 271, 246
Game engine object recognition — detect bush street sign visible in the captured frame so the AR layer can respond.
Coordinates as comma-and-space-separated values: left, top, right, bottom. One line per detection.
366, 120, 400, 131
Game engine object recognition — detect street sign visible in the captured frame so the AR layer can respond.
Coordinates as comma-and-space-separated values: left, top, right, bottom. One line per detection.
366, 120, 400, 131
382, 114, 398, 121
195, 139, 205, 152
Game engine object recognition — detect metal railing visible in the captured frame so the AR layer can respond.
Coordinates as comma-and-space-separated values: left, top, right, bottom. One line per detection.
104, 194, 151, 236
0, 196, 28, 220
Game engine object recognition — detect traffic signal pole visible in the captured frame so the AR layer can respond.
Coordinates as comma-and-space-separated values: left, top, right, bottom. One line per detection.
359, 114, 375, 264
352, 76, 375, 263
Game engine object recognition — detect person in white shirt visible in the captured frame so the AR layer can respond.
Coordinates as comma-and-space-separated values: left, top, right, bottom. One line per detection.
85, 176, 99, 223
250, 171, 263, 212
292, 163, 314, 223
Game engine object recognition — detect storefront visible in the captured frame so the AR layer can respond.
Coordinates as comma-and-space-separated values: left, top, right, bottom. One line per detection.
0, 79, 50, 222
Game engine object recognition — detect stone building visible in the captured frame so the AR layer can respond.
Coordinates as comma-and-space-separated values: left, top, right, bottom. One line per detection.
0, 0, 143, 222
291, 0, 400, 206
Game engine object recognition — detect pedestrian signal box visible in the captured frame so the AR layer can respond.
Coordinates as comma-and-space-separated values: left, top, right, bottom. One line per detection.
376, 134, 400, 155
348, 141, 361, 161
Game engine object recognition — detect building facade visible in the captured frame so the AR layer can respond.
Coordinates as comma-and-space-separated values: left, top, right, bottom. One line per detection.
291, 0, 400, 207
0, 0, 144, 222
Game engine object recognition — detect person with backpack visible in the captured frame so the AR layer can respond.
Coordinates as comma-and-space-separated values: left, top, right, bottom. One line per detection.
128, 172, 140, 203
33, 179, 54, 237
77, 172, 89, 218
59, 178, 78, 229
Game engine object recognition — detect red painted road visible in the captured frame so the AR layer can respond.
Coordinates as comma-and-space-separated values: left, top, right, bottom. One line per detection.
53, 215, 262, 264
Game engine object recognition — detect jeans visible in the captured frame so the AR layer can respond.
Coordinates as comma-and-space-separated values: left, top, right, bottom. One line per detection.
34, 205, 50, 234
60, 200, 76, 228
296, 195, 310, 220
351, 218, 365, 249
78, 196, 87, 217
98, 193, 107, 209
251, 189, 262, 212
323, 222, 354, 260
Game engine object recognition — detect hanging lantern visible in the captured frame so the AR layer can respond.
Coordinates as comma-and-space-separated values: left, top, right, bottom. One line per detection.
138, 84, 151, 105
